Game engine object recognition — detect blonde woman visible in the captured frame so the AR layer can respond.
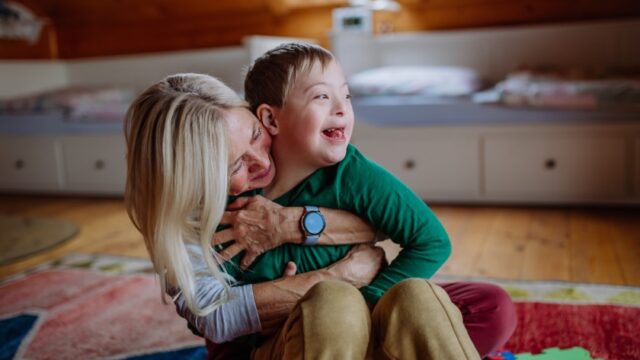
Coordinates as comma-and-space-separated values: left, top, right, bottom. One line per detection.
124, 73, 385, 358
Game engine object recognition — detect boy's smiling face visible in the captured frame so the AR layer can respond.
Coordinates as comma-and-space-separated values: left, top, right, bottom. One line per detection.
271, 59, 354, 169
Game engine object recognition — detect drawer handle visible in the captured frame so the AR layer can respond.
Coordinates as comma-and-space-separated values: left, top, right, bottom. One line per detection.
14, 159, 25, 170
404, 159, 416, 170
95, 159, 105, 170
544, 158, 557, 170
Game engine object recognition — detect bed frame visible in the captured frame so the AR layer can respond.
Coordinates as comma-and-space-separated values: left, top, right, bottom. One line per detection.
331, 19, 640, 205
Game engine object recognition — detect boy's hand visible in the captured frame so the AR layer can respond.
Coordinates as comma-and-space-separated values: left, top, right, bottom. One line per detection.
213, 195, 300, 269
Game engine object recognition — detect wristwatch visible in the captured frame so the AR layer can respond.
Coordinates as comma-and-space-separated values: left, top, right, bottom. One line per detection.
300, 205, 325, 245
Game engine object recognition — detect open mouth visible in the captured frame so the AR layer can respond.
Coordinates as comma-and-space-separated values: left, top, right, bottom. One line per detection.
322, 127, 346, 141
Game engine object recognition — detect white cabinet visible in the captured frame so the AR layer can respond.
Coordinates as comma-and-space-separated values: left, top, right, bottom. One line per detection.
484, 135, 627, 201
0, 136, 62, 191
353, 126, 479, 201
0, 133, 126, 195
353, 121, 640, 205
61, 135, 126, 194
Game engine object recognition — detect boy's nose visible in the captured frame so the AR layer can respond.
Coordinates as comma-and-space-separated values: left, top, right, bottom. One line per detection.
334, 100, 346, 117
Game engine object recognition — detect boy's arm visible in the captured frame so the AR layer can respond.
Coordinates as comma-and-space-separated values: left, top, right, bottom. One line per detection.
214, 195, 376, 268
342, 152, 452, 305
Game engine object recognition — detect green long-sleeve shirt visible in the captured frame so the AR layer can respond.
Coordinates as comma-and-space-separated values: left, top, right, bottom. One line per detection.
225, 144, 451, 305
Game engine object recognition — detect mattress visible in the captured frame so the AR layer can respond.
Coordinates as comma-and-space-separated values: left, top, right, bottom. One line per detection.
352, 95, 640, 127
0, 113, 124, 135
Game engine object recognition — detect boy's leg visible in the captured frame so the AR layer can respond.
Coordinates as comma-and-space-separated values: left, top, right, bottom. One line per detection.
372, 278, 480, 360
438, 282, 517, 357
252, 280, 371, 360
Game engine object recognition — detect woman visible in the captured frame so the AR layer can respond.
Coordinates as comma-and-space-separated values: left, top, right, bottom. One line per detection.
124, 73, 512, 359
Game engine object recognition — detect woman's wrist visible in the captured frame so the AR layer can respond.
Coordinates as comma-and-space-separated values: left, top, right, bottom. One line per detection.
281, 207, 304, 244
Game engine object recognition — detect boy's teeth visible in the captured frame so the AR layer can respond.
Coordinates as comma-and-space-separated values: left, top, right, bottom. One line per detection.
323, 128, 344, 138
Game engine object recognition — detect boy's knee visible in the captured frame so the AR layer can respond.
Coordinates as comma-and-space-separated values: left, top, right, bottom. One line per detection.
384, 278, 449, 307
483, 284, 517, 336
305, 280, 363, 305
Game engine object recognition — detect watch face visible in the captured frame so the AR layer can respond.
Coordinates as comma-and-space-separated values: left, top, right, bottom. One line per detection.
303, 212, 325, 235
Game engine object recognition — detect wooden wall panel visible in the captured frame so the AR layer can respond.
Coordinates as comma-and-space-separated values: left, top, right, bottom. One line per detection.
2, 0, 639, 59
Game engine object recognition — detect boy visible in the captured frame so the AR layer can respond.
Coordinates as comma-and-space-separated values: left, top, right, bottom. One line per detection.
215, 43, 514, 358
229, 43, 451, 306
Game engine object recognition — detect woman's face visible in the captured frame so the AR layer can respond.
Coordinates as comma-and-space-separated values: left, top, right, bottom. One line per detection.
225, 107, 276, 195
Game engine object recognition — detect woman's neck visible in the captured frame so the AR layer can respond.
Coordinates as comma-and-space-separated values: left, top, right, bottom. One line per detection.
263, 147, 318, 200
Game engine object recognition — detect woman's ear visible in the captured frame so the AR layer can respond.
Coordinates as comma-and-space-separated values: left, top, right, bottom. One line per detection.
256, 104, 279, 136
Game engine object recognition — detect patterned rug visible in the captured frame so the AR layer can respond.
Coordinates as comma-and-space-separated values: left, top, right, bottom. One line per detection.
1, 254, 639, 359
433, 275, 640, 360
0, 216, 78, 265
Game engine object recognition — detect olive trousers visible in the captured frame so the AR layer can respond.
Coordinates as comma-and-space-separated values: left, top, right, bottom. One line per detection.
251, 279, 481, 360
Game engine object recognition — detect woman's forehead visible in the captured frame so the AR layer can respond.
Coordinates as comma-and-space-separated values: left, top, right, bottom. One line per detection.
225, 107, 257, 158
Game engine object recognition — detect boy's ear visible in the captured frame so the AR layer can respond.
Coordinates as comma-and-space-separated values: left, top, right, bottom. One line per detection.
256, 104, 279, 136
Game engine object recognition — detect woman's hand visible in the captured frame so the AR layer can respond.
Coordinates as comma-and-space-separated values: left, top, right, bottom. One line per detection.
326, 244, 386, 288
213, 195, 301, 269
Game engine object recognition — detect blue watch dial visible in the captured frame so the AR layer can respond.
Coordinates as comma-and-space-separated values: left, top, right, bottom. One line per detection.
303, 212, 325, 235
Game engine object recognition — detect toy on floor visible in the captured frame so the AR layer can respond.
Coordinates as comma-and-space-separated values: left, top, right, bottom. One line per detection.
487, 347, 602, 360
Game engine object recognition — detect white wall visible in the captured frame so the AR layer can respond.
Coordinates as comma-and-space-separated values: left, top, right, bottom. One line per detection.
0, 61, 68, 98
0, 35, 313, 99
67, 46, 248, 91
332, 19, 640, 81
0, 46, 248, 99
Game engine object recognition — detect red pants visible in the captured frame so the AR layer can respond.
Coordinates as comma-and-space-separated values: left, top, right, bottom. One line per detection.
208, 281, 517, 359
439, 281, 517, 357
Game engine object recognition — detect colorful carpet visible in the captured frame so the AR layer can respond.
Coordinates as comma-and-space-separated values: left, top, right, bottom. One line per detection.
435, 274, 640, 360
0, 254, 204, 360
1, 254, 639, 360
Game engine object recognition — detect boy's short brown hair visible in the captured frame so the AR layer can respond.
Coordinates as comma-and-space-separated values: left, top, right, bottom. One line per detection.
244, 42, 334, 113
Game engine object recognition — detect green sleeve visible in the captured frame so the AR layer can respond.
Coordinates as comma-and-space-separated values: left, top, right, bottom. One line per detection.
340, 150, 452, 305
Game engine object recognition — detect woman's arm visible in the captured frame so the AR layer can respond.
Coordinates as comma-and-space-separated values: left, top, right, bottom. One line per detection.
213, 195, 377, 268
175, 243, 384, 342
253, 244, 384, 334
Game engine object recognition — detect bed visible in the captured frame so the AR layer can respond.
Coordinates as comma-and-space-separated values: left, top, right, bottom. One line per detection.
331, 19, 640, 205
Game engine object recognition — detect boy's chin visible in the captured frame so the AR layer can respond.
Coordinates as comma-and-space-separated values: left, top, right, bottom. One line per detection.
318, 147, 348, 166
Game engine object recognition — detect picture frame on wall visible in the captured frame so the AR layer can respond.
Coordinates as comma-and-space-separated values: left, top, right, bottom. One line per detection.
332, 7, 373, 33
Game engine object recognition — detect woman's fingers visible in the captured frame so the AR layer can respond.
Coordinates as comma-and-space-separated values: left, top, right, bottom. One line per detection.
218, 243, 244, 262
227, 196, 251, 211
240, 252, 259, 270
212, 229, 235, 245
219, 211, 236, 225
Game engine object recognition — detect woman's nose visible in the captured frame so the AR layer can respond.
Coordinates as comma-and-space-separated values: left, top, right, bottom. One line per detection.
248, 150, 270, 173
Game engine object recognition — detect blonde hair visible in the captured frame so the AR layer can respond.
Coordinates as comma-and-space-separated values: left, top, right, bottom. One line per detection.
244, 42, 334, 113
124, 73, 245, 316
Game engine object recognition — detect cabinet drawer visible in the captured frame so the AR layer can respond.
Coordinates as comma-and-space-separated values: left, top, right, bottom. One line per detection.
355, 133, 479, 198
61, 135, 126, 193
0, 136, 61, 190
484, 135, 627, 199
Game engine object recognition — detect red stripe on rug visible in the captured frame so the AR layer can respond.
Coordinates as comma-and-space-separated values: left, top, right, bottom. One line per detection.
0, 269, 113, 314
506, 302, 640, 360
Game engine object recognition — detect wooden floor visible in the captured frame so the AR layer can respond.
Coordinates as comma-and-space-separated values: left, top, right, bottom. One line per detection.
1, 195, 639, 286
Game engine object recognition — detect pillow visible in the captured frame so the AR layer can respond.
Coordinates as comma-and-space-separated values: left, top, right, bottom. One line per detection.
348, 66, 483, 97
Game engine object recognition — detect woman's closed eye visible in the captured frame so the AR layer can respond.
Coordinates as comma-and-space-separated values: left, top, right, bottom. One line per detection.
252, 126, 262, 141
231, 161, 244, 175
